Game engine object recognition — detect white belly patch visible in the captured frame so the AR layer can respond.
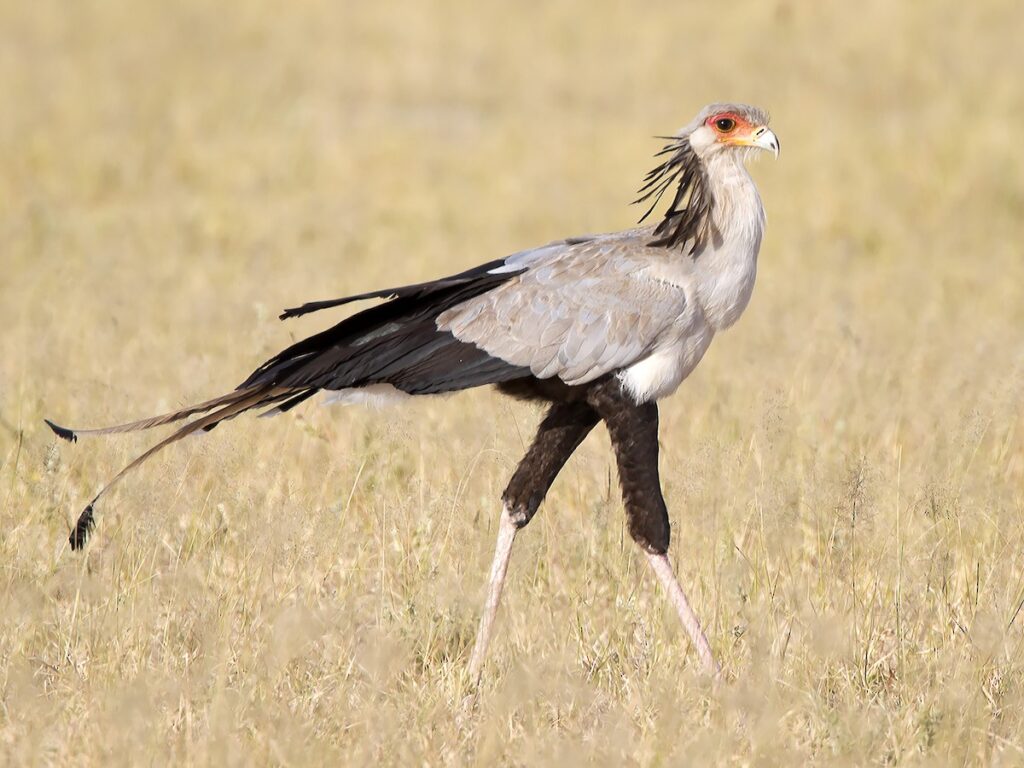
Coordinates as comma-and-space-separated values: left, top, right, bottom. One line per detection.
617, 327, 714, 403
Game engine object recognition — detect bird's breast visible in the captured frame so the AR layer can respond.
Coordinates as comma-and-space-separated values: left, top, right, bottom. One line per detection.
618, 317, 715, 403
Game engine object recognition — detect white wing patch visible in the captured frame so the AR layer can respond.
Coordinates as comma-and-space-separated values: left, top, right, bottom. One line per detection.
321, 383, 411, 408
486, 263, 527, 275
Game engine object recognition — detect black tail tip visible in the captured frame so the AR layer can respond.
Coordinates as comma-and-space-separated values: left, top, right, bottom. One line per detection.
45, 419, 78, 443
69, 504, 95, 550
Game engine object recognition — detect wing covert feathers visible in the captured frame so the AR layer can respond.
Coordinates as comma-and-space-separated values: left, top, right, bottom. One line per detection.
438, 235, 685, 387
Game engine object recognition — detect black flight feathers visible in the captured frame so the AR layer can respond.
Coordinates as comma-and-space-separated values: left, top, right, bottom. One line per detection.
243, 259, 532, 395
278, 258, 517, 320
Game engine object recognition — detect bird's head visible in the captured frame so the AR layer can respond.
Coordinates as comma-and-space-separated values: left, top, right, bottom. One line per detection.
636, 103, 777, 251
685, 103, 779, 160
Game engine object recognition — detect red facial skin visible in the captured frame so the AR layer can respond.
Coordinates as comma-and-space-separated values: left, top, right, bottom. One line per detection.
705, 112, 758, 142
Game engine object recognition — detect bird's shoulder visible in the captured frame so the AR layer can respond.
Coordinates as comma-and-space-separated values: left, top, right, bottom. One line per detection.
496, 226, 697, 288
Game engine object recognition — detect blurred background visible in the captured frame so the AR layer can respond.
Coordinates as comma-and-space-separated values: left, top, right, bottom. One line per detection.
2, 0, 1023, 764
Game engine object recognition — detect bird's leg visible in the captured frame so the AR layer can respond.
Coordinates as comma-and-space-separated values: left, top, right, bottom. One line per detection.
645, 550, 719, 675
468, 400, 599, 684
468, 504, 518, 682
587, 380, 719, 676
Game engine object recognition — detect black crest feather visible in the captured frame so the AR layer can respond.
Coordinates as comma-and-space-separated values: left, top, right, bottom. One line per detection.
634, 136, 714, 255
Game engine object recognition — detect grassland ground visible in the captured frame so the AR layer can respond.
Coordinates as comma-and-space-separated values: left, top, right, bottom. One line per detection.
3, 1, 1024, 764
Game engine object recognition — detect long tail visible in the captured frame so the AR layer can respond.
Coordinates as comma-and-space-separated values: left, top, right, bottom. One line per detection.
43, 389, 255, 443
48, 256, 533, 551
48, 386, 289, 550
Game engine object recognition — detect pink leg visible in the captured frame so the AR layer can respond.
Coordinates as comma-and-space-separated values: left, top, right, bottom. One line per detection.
646, 552, 720, 676
468, 506, 518, 683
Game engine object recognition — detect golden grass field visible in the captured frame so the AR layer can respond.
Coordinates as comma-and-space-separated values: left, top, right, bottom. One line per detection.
3, 0, 1024, 764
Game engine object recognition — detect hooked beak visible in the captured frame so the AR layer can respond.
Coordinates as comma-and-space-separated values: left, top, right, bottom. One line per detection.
748, 126, 780, 159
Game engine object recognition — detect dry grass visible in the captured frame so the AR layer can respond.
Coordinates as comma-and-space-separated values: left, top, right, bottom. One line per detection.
3, 0, 1024, 764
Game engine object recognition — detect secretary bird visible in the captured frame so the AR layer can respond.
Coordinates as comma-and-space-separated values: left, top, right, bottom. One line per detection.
47, 103, 779, 678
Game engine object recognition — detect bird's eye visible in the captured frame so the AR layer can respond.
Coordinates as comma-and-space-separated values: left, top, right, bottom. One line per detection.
715, 118, 736, 132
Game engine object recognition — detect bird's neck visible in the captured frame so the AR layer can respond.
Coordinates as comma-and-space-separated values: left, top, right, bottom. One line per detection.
693, 152, 765, 331
703, 151, 765, 243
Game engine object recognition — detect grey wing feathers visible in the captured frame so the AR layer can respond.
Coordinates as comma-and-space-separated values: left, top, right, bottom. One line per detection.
438, 234, 686, 386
